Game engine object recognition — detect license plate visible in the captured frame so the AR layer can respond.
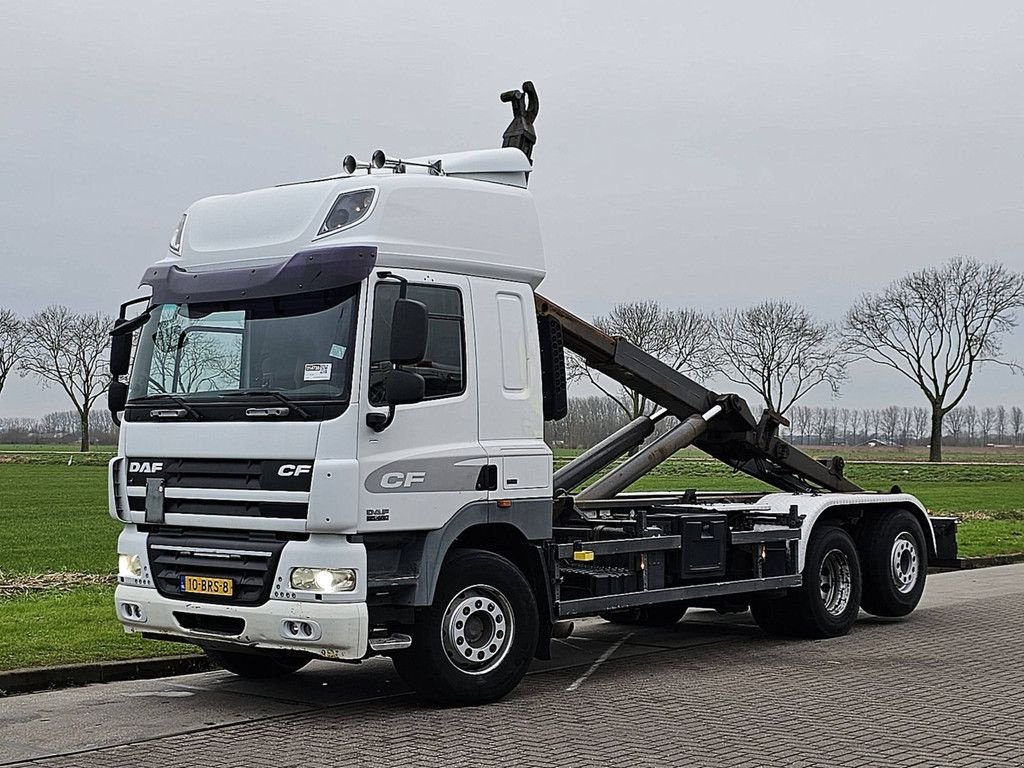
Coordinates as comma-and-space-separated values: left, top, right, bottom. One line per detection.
179, 575, 233, 597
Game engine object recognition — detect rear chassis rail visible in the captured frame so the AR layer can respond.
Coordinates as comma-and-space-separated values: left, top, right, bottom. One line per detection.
547, 490, 805, 618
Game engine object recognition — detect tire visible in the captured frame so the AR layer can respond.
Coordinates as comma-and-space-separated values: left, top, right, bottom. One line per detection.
601, 602, 688, 627
391, 549, 538, 706
204, 647, 311, 678
858, 510, 928, 617
751, 525, 862, 639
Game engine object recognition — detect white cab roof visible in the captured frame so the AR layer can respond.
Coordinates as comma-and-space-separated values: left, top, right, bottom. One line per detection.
159, 148, 546, 288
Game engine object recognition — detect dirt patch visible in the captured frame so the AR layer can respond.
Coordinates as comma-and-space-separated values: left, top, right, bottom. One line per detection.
0, 571, 115, 599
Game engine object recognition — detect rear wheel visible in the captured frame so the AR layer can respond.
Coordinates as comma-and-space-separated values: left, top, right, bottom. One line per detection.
859, 510, 928, 617
204, 647, 311, 678
601, 601, 688, 627
391, 549, 538, 706
751, 525, 862, 638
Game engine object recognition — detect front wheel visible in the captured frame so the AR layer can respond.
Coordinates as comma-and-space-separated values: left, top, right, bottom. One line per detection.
204, 647, 311, 678
391, 549, 538, 706
858, 510, 928, 617
751, 525, 862, 638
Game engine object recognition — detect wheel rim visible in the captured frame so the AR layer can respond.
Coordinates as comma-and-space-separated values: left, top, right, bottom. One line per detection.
890, 532, 920, 594
441, 584, 514, 675
819, 548, 853, 616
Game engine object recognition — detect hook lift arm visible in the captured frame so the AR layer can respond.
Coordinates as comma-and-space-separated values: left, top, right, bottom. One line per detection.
500, 81, 539, 163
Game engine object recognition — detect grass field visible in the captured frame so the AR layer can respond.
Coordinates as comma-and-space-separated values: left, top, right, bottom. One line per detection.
0, 444, 117, 452
0, 464, 119, 573
0, 587, 189, 671
0, 460, 191, 671
0, 445, 1021, 672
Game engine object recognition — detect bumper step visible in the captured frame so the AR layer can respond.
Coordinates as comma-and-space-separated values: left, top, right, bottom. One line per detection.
368, 633, 412, 652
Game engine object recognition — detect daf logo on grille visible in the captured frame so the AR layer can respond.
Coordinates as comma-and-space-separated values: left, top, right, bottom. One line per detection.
278, 464, 312, 477
128, 461, 163, 474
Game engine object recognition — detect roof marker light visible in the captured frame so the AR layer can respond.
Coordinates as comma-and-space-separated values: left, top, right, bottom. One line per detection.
168, 214, 186, 254
317, 189, 377, 237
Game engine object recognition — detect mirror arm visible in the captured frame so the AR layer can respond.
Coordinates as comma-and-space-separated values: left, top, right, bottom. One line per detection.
112, 295, 152, 336
376, 270, 408, 299
366, 405, 396, 433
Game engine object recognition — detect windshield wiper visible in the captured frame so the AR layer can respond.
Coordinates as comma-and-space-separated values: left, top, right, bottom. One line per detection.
132, 393, 204, 420
220, 390, 313, 419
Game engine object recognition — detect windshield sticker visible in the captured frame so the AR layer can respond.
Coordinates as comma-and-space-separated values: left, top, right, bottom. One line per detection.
329, 344, 347, 360
304, 363, 332, 381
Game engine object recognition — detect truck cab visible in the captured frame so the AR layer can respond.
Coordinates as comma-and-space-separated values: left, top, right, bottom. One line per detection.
110, 143, 558, 662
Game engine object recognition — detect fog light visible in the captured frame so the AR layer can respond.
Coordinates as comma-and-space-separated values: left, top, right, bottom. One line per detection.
119, 553, 143, 578
290, 567, 356, 593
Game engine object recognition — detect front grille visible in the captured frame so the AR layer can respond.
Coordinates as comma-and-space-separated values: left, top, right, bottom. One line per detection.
147, 530, 287, 606
129, 497, 307, 520
158, 458, 264, 490
127, 458, 313, 492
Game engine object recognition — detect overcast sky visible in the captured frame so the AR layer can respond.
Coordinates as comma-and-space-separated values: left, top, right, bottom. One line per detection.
1, 1, 1022, 418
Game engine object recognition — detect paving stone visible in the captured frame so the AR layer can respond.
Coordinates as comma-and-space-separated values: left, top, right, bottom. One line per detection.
8, 588, 1024, 767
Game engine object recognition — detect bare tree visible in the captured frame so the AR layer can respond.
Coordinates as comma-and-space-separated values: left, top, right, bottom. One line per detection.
945, 407, 965, 445
867, 408, 881, 441
20, 306, 113, 451
826, 407, 839, 444
979, 407, 995, 446
40, 409, 79, 438
571, 300, 717, 420
899, 406, 913, 446
879, 405, 900, 444
838, 408, 851, 444
1012, 406, 1023, 445
912, 406, 928, 444
964, 405, 978, 446
0, 307, 26, 398
995, 405, 1008, 443
788, 405, 808, 443
849, 409, 861, 444
713, 300, 846, 415
846, 258, 1024, 461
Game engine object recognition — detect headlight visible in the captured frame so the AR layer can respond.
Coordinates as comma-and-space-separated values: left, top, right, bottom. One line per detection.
290, 567, 357, 593
118, 553, 143, 579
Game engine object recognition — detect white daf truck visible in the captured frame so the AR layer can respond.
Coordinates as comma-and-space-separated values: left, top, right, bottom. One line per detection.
107, 82, 957, 705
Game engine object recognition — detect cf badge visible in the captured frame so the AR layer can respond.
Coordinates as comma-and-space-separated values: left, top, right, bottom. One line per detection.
278, 464, 313, 477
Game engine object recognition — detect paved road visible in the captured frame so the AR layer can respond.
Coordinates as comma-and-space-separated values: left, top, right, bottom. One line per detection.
2, 565, 1022, 767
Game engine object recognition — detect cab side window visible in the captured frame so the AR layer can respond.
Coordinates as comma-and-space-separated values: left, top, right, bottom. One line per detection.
369, 283, 465, 406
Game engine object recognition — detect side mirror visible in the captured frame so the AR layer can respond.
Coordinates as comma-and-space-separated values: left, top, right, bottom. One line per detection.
366, 369, 425, 432
108, 380, 128, 415
385, 369, 425, 405
110, 333, 132, 377
389, 298, 428, 365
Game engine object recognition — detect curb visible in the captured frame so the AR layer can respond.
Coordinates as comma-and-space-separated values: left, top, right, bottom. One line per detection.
0, 654, 212, 696
941, 553, 1024, 570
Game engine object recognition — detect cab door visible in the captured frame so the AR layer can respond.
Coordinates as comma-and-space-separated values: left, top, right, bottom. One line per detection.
356, 270, 486, 533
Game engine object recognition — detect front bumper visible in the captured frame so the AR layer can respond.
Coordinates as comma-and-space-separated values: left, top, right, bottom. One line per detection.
115, 584, 369, 660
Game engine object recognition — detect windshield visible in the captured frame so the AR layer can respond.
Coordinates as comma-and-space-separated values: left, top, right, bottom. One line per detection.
128, 286, 359, 403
